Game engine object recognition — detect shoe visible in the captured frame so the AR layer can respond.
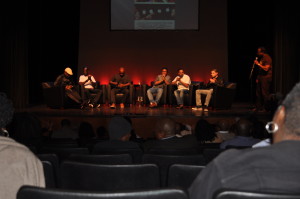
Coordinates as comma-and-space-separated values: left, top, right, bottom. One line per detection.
110, 103, 116, 109
120, 103, 125, 109
149, 102, 155, 108
88, 103, 94, 108
176, 105, 184, 109
192, 106, 202, 111
203, 106, 209, 112
96, 104, 100, 108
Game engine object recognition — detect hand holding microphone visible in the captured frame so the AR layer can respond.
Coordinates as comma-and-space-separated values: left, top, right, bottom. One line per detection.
254, 57, 259, 65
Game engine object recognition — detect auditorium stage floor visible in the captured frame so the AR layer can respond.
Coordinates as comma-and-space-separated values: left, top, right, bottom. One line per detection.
18, 102, 273, 139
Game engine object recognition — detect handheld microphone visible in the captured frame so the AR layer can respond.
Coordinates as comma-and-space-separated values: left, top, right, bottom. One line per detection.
255, 57, 258, 60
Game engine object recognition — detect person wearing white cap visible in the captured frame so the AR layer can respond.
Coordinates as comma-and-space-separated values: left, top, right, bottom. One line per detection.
54, 67, 85, 108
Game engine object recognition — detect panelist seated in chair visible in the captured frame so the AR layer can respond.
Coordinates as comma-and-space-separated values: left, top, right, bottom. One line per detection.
109, 67, 131, 109
54, 67, 86, 109
172, 68, 191, 109
79, 66, 102, 108
147, 67, 171, 108
192, 69, 224, 112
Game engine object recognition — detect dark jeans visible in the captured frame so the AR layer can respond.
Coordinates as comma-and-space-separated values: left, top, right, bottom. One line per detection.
65, 88, 82, 104
256, 75, 272, 110
111, 88, 129, 104
83, 88, 102, 104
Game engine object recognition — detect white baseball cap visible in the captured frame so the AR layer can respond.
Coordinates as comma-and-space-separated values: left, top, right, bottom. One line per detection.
64, 67, 73, 75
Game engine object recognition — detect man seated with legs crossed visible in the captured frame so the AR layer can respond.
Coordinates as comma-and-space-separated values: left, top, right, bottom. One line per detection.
147, 67, 171, 108
172, 68, 191, 109
192, 69, 224, 112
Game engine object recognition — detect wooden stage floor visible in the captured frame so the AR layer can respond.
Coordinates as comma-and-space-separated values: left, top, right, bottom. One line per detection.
18, 103, 273, 139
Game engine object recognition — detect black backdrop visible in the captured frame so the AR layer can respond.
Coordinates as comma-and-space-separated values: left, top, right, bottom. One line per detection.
1, 0, 299, 108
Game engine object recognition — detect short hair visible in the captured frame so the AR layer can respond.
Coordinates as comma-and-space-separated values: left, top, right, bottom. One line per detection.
177, 68, 184, 72
155, 118, 176, 137
83, 66, 88, 70
282, 82, 300, 136
211, 69, 219, 73
162, 67, 168, 71
258, 46, 266, 53
0, 93, 14, 128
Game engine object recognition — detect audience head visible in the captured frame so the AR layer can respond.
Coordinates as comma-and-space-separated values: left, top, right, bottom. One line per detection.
235, 118, 253, 137
0, 93, 14, 133
108, 116, 132, 141
78, 121, 95, 139
215, 119, 230, 132
272, 82, 300, 143
154, 118, 176, 140
119, 67, 125, 77
64, 67, 73, 76
194, 119, 216, 143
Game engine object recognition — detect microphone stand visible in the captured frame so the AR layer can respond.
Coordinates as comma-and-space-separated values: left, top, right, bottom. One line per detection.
249, 59, 256, 108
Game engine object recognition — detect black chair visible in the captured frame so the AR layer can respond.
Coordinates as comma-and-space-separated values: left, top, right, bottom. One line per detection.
41, 82, 81, 108
142, 82, 168, 106
37, 154, 60, 187
60, 161, 160, 191
202, 148, 225, 164
168, 84, 197, 106
213, 189, 300, 199
142, 154, 206, 187
92, 146, 143, 163
66, 154, 133, 164
43, 138, 79, 148
18, 185, 188, 199
210, 82, 237, 110
106, 84, 135, 105
167, 164, 205, 190
39, 147, 89, 163
41, 161, 56, 188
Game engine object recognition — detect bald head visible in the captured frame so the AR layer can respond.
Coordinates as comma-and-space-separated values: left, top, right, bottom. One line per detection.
235, 118, 253, 137
155, 118, 176, 139
216, 119, 230, 131
119, 67, 125, 77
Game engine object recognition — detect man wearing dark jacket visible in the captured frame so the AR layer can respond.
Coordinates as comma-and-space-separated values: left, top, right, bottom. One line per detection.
192, 69, 224, 112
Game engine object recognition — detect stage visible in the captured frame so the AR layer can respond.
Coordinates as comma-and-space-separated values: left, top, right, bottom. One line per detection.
18, 103, 273, 139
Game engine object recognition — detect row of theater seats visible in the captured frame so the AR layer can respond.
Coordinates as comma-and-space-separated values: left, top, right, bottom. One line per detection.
42, 81, 236, 109
18, 185, 300, 199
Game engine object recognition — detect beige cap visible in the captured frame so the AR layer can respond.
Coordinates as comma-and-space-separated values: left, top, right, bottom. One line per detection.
64, 67, 73, 75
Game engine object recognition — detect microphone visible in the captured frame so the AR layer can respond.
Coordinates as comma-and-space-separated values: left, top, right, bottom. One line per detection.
255, 57, 258, 61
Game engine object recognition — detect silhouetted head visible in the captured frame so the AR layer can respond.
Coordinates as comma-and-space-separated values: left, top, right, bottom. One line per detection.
108, 116, 132, 141
235, 118, 253, 137
194, 119, 216, 143
154, 118, 176, 140
215, 119, 230, 131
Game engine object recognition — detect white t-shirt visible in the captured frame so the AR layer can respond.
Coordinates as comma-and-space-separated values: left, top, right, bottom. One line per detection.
79, 75, 96, 89
172, 74, 191, 90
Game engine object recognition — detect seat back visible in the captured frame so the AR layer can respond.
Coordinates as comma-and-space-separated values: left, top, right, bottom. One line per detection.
60, 161, 160, 191
213, 189, 300, 199
142, 154, 206, 187
39, 147, 89, 163
66, 154, 133, 164
18, 186, 188, 199
203, 148, 225, 164
37, 154, 60, 186
41, 161, 56, 188
167, 164, 205, 189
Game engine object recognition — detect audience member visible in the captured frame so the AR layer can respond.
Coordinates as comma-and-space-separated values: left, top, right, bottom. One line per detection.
51, 119, 78, 139
214, 119, 234, 141
143, 118, 198, 153
93, 116, 141, 151
194, 119, 222, 144
0, 93, 45, 199
189, 82, 300, 199
220, 118, 260, 149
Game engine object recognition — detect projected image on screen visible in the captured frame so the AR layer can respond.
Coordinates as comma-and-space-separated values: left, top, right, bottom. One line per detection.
134, 0, 176, 29
111, 0, 198, 30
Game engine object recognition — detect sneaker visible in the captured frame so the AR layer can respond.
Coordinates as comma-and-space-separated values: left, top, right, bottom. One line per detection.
149, 102, 155, 108
110, 103, 116, 109
120, 103, 125, 109
88, 103, 94, 108
96, 104, 101, 108
192, 106, 202, 111
176, 105, 184, 109
203, 106, 209, 112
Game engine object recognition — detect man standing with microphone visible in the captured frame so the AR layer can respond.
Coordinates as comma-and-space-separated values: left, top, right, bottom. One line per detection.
253, 47, 273, 112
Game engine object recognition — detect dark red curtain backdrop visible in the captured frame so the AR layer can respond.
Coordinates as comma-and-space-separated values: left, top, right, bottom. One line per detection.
78, 0, 228, 85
